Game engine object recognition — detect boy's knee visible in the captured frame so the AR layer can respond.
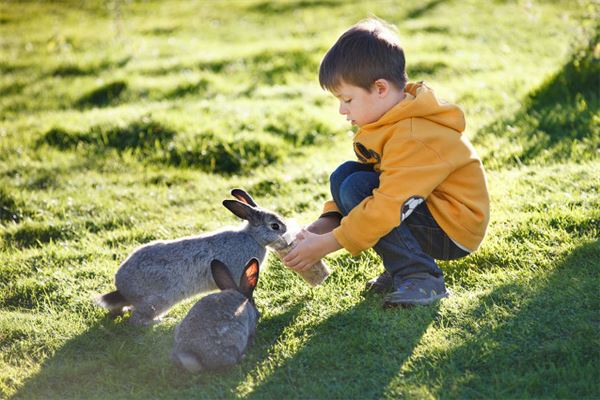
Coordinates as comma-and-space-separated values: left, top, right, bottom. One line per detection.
330, 161, 363, 202
338, 171, 378, 212
330, 161, 362, 186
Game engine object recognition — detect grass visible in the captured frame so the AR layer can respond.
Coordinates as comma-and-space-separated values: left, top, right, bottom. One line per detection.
0, 0, 599, 399
474, 26, 600, 168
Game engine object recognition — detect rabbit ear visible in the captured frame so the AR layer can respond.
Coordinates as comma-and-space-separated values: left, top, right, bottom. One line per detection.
231, 189, 258, 207
223, 200, 259, 223
210, 259, 238, 291
239, 258, 260, 298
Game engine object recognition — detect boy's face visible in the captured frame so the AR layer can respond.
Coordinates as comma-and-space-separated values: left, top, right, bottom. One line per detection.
332, 81, 392, 127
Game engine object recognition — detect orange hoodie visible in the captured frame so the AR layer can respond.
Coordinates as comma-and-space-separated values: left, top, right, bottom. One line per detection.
322, 82, 490, 256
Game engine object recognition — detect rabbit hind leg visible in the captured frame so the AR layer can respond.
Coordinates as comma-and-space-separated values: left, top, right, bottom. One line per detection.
128, 310, 157, 326
128, 298, 168, 326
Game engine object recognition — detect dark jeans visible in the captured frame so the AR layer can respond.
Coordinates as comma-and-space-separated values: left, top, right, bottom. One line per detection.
330, 161, 469, 279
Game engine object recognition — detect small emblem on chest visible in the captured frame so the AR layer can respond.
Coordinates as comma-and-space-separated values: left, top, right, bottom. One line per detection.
354, 142, 381, 164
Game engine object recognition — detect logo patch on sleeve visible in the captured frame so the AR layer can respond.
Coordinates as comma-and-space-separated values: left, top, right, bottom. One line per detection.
401, 197, 424, 221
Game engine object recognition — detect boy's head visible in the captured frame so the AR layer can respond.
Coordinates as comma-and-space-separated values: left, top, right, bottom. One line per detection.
319, 18, 408, 93
319, 18, 408, 127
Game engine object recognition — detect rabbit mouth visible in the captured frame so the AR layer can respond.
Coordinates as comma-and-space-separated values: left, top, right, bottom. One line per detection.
267, 237, 290, 251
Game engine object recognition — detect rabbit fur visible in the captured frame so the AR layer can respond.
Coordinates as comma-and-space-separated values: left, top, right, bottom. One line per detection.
172, 258, 260, 372
96, 189, 288, 326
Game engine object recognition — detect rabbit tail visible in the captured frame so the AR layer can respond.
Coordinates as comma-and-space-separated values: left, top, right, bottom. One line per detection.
172, 351, 204, 373
95, 290, 131, 315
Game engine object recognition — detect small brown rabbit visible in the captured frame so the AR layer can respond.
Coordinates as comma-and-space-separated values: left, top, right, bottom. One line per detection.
171, 258, 260, 372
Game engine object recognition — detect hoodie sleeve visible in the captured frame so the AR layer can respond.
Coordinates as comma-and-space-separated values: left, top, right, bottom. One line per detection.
332, 136, 453, 256
320, 199, 342, 218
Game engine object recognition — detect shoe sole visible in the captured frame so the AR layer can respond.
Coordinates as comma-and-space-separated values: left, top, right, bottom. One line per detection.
383, 291, 449, 307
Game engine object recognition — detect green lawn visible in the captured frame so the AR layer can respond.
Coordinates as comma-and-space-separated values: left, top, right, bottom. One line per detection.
1, 0, 598, 399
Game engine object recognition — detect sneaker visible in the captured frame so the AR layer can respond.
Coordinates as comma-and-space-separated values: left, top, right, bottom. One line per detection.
384, 272, 448, 307
365, 271, 393, 293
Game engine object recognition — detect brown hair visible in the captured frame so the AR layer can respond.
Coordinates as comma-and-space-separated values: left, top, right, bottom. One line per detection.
319, 18, 408, 92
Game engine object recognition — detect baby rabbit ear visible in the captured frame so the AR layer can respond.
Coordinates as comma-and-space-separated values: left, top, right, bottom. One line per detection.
223, 200, 258, 223
239, 258, 260, 298
210, 259, 238, 291
231, 189, 258, 207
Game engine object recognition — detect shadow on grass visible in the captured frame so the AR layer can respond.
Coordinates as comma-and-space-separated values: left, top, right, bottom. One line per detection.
247, 296, 440, 400
76, 80, 128, 108
400, 240, 600, 398
38, 117, 284, 176
11, 301, 306, 399
406, 0, 447, 20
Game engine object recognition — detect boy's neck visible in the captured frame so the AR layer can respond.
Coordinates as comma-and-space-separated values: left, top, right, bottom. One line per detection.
391, 89, 406, 106
381, 88, 406, 115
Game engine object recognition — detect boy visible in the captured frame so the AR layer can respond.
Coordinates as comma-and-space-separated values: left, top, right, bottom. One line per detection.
283, 18, 490, 307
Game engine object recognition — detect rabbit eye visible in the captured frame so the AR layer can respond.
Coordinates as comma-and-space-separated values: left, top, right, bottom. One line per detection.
270, 223, 280, 230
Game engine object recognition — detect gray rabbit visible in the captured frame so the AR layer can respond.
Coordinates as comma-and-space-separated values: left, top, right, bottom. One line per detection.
172, 258, 260, 372
96, 189, 288, 326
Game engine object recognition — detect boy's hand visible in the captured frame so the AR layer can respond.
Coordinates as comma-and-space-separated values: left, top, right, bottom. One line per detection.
283, 229, 342, 271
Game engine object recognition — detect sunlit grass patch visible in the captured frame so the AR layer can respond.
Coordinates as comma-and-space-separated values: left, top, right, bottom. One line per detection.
154, 130, 285, 174
474, 27, 600, 168
39, 117, 176, 151
2, 220, 77, 249
31, 103, 344, 175
264, 111, 340, 146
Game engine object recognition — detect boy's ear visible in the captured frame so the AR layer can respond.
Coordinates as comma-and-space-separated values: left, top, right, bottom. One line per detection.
373, 79, 390, 97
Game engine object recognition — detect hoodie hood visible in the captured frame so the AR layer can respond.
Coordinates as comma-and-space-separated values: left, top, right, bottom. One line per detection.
360, 82, 466, 133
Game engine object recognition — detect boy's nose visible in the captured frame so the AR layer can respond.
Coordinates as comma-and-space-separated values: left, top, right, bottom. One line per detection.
338, 103, 347, 115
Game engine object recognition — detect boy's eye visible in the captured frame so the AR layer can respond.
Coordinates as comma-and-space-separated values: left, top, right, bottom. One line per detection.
344, 99, 352, 104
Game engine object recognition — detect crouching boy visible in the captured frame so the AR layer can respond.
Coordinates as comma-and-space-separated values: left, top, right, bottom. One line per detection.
283, 18, 490, 307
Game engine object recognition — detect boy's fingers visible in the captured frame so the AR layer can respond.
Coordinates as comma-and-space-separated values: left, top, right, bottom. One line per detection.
284, 252, 302, 268
286, 255, 307, 271
283, 249, 297, 263
289, 255, 310, 271
295, 263, 309, 272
